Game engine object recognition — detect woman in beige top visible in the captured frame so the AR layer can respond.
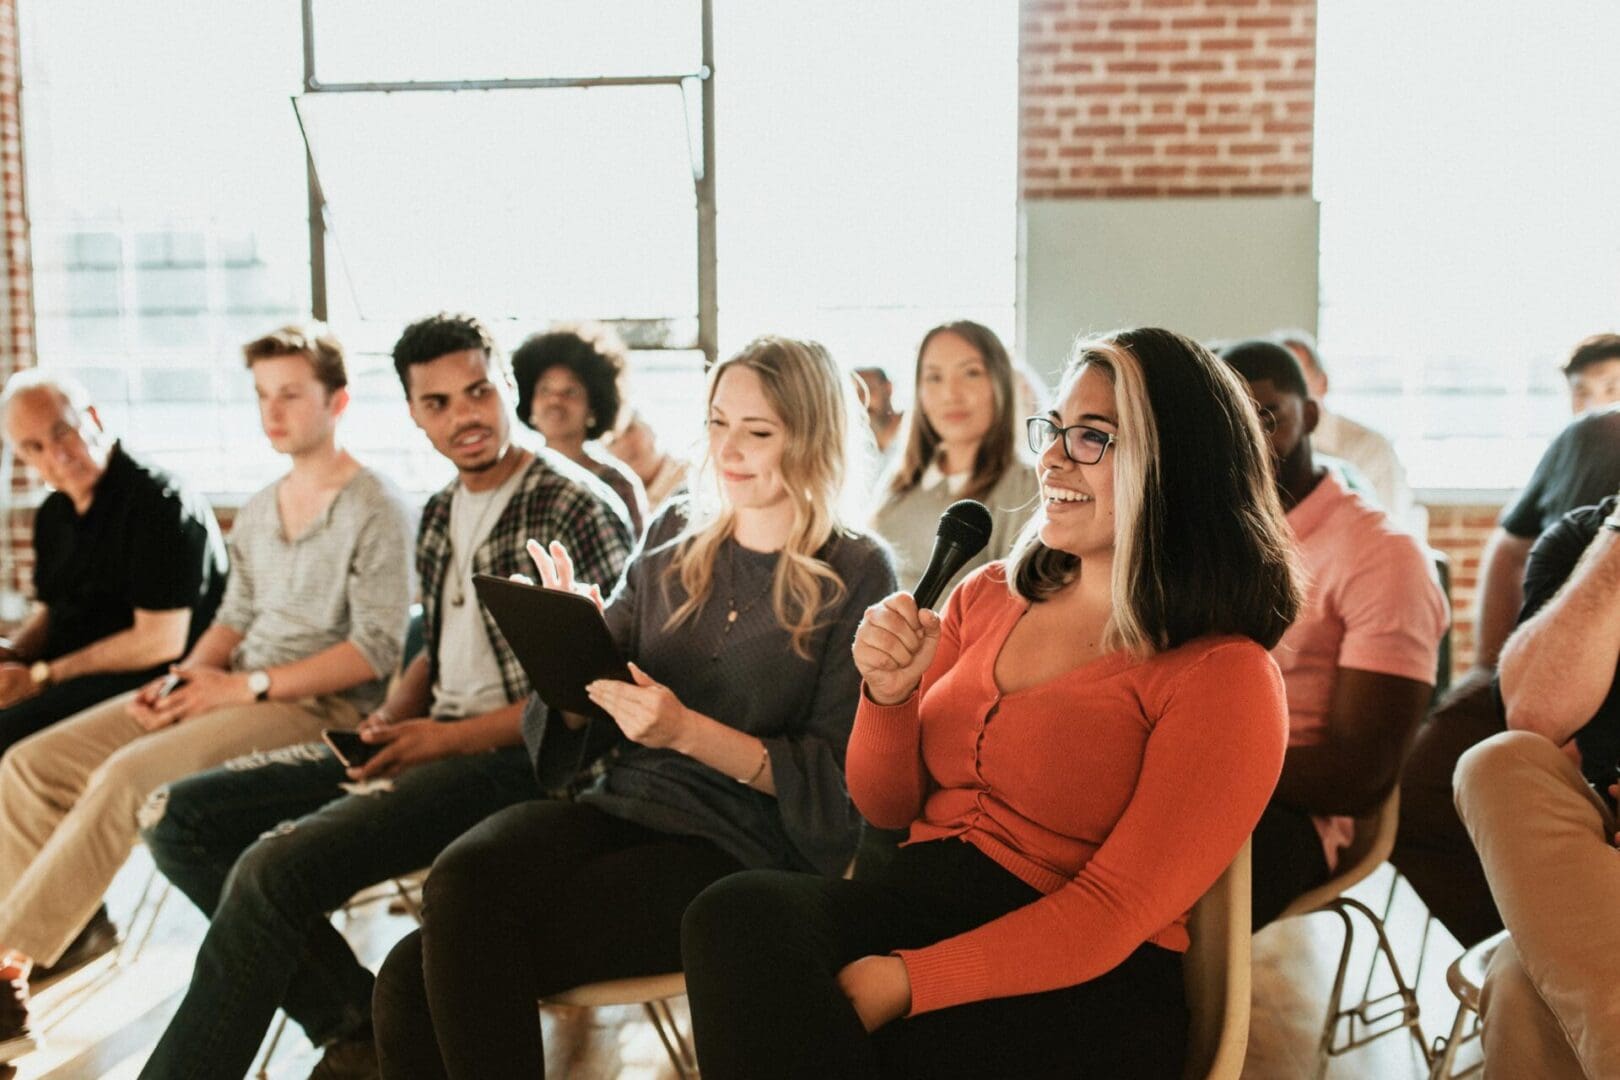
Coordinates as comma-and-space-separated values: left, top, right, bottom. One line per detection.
870, 321, 1039, 596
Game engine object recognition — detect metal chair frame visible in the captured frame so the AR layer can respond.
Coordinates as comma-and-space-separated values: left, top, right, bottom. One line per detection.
1427, 929, 1505, 1079
1275, 788, 1432, 1080
542, 972, 698, 1079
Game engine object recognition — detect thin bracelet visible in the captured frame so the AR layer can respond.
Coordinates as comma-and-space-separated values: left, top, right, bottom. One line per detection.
736, 744, 769, 786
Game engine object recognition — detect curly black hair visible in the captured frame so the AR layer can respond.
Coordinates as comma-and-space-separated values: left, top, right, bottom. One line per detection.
510, 323, 629, 441
391, 312, 501, 398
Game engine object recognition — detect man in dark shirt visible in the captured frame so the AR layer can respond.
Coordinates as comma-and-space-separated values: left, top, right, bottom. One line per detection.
1474, 352, 1620, 672
0, 370, 226, 755
1397, 362, 1620, 946
1453, 494, 1620, 1077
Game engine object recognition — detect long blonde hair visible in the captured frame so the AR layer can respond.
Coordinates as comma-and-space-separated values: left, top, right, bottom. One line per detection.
1009, 328, 1299, 656
663, 336, 861, 658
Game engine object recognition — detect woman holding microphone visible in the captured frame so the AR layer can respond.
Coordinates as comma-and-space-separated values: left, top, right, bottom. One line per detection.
370, 336, 894, 1079
682, 327, 1300, 1078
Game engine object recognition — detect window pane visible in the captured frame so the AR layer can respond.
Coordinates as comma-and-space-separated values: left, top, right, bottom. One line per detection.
1316, 0, 1620, 490
310, 0, 703, 85
716, 1, 1018, 382
20, 0, 310, 495
298, 85, 699, 327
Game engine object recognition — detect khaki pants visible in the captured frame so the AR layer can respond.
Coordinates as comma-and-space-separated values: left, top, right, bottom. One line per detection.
1455, 730, 1620, 1080
0, 689, 358, 965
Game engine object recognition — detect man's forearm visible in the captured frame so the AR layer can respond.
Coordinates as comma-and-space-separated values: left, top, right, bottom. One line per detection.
49, 621, 187, 682
182, 623, 243, 671
1273, 740, 1396, 817
445, 701, 526, 754
4, 607, 49, 662
1473, 529, 1533, 669
262, 640, 382, 701
1500, 529, 1620, 744
378, 653, 432, 720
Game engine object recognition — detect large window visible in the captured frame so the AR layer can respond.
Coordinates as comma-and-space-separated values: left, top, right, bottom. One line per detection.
1315, 0, 1620, 493
21, 2, 1017, 497
21, 0, 309, 495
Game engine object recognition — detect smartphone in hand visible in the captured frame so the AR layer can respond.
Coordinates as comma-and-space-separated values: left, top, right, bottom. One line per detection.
322, 728, 380, 769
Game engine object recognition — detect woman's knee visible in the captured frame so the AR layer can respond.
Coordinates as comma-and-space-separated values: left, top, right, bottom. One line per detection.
683, 870, 809, 957
375, 929, 428, 1027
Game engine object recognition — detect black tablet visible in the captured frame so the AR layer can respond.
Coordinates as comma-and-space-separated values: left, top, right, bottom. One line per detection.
472, 573, 632, 721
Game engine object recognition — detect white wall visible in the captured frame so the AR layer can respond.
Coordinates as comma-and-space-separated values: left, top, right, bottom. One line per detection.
1019, 196, 1320, 383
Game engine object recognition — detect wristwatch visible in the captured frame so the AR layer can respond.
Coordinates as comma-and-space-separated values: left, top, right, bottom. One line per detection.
247, 670, 271, 702
28, 660, 50, 687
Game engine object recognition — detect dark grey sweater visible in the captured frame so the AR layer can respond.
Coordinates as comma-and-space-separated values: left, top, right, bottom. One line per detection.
522, 502, 896, 877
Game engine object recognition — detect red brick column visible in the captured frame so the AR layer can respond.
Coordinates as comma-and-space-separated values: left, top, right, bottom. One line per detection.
1020, 0, 1316, 199
0, 0, 31, 380
0, 0, 34, 607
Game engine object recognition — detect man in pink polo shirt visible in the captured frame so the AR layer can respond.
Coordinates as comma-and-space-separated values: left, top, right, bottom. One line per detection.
1221, 340, 1448, 927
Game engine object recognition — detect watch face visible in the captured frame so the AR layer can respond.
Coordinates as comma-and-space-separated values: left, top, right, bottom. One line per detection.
249, 671, 270, 695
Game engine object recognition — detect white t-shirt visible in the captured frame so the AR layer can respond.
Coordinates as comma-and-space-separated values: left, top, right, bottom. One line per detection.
432, 468, 525, 718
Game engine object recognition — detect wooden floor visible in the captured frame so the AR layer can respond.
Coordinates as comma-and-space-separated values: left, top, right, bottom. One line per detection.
14, 851, 1479, 1079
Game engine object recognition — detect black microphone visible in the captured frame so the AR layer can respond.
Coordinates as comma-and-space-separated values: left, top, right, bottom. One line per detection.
911, 499, 994, 611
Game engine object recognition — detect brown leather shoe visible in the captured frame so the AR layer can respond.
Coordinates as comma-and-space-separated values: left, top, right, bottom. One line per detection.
307, 1023, 379, 1080
29, 904, 119, 989
0, 960, 37, 1065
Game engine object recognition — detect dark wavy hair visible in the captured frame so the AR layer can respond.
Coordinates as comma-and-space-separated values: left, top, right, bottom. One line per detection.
390, 312, 501, 398
510, 323, 629, 441
1009, 327, 1300, 653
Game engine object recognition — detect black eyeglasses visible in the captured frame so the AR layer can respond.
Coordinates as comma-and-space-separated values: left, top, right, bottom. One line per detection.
1025, 416, 1117, 465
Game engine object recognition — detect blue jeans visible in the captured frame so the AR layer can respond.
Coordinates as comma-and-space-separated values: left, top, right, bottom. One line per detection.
136, 741, 540, 1080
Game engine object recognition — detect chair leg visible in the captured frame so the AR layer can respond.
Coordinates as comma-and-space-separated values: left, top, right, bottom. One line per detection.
256, 1010, 290, 1080
1312, 904, 1358, 1080
642, 998, 699, 1079
1428, 1000, 1483, 1080
390, 877, 424, 923
1356, 868, 1406, 1007
1315, 896, 1432, 1074
116, 870, 173, 967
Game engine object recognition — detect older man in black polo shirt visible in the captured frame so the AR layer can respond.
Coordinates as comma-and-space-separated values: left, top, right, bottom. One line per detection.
0, 370, 226, 755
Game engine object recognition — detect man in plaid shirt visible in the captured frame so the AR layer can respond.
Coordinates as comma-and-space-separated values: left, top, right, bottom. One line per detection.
133, 313, 634, 1080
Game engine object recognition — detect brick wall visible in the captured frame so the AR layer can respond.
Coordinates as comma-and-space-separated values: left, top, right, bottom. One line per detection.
0, 0, 35, 606
1427, 505, 1501, 677
1020, 0, 1316, 198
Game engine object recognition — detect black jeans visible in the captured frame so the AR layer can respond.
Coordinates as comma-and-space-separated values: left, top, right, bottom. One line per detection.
682, 838, 1189, 1080
1250, 799, 1333, 930
0, 670, 152, 756
372, 800, 742, 1080
137, 745, 539, 1080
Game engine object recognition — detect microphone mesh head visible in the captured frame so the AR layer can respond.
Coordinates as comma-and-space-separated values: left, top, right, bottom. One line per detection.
937, 499, 994, 554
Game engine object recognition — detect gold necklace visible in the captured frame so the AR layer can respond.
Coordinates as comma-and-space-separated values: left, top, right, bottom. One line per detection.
711, 543, 774, 662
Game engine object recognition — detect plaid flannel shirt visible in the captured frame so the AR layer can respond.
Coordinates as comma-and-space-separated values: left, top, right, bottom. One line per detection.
417, 450, 634, 706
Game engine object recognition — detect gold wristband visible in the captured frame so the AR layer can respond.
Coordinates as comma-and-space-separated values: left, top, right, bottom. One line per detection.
736, 744, 769, 786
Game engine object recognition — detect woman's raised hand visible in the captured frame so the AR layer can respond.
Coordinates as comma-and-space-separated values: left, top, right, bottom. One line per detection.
852, 592, 941, 706
526, 539, 605, 612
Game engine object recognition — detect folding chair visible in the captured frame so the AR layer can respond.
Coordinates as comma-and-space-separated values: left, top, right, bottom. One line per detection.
1183, 839, 1253, 1080
1428, 928, 1506, 1079
541, 972, 697, 1079
1274, 787, 1430, 1079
